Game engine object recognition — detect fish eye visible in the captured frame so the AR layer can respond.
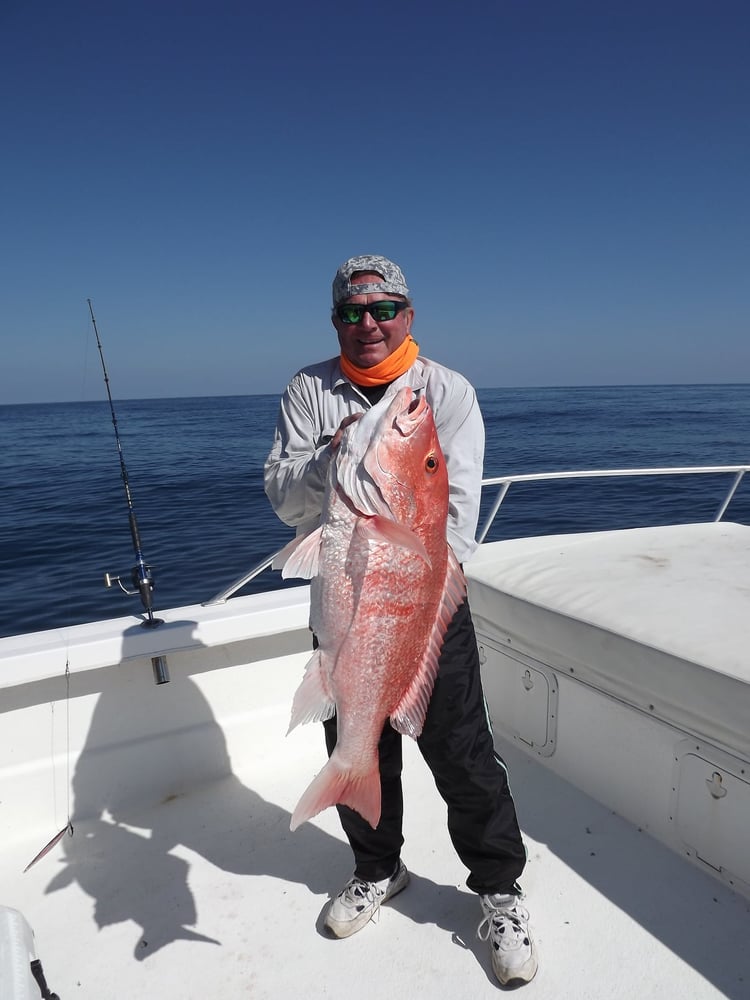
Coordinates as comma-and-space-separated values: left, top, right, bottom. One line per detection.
425, 454, 439, 474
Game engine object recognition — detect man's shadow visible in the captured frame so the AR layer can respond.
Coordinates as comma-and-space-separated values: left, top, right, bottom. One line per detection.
42, 631, 350, 959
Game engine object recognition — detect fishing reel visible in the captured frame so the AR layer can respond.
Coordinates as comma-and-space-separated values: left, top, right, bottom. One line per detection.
104, 560, 163, 627
105, 562, 155, 600
104, 562, 169, 685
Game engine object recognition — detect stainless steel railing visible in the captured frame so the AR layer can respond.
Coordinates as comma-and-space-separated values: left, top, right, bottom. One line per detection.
476, 464, 748, 543
205, 464, 748, 605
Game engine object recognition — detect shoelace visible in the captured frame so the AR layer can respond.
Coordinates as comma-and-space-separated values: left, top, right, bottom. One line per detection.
341, 878, 384, 908
476, 902, 531, 947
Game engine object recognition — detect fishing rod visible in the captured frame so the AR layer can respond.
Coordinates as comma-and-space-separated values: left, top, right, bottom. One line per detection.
24, 305, 170, 877
87, 299, 164, 636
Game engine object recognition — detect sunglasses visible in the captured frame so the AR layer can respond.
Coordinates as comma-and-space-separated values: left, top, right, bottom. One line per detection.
335, 300, 409, 325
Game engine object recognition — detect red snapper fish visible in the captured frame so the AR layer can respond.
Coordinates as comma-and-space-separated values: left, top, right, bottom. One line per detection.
278, 386, 466, 831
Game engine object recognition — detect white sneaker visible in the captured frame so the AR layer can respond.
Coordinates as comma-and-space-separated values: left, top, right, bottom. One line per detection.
324, 862, 410, 938
477, 892, 538, 986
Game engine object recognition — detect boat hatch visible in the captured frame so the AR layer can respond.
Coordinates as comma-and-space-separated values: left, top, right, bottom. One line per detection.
671, 739, 750, 892
478, 638, 558, 757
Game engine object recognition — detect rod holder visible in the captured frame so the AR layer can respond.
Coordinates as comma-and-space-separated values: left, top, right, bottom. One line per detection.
151, 655, 170, 685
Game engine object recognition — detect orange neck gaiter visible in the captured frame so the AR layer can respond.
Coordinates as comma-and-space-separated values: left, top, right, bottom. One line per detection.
340, 335, 419, 387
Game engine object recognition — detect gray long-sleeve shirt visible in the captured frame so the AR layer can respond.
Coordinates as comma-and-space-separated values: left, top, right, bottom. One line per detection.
263, 355, 485, 564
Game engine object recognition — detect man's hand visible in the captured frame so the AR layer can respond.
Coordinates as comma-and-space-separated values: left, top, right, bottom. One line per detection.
330, 412, 363, 451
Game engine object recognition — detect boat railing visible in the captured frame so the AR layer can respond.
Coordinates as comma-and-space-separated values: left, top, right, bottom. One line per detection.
477, 464, 748, 543
204, 464, 748, 605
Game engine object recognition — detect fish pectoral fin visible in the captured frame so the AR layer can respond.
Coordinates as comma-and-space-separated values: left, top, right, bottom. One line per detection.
355, 515, 431, 566
275, 526, 323, 579
391, 549, 467, 739
287, 650, 336, 732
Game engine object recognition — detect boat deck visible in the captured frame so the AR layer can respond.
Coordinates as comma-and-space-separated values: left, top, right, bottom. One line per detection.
3, 644, 749, 999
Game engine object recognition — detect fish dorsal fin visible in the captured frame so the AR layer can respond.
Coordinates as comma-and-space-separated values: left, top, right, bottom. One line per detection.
287, 649, 336, 732
354, 515, 431, 566
275, 526, 323, 579
390, 547, 467, 739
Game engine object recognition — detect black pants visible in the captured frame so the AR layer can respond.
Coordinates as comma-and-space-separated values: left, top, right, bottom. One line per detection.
322, 598, 527, 895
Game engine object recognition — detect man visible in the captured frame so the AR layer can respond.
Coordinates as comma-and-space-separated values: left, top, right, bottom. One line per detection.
264, 255, 538, 988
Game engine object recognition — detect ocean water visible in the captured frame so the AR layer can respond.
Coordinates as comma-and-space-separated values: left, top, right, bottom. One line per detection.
1, 384, 748, 639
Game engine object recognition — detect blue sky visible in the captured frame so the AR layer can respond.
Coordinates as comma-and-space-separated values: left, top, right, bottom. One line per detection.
2, 0, 748, 402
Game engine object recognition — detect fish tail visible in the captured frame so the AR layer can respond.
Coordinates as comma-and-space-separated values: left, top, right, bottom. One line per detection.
290, 756, 381, 832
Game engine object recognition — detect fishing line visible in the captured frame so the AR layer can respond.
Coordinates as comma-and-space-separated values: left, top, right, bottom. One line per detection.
21, 326, 93, 872
23, 659, 73, 873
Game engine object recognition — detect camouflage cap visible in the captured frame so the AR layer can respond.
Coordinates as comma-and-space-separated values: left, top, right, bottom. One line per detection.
332, 254, 410, 306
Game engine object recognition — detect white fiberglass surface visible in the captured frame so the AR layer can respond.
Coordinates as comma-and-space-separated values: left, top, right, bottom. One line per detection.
2, 650, 748, 1000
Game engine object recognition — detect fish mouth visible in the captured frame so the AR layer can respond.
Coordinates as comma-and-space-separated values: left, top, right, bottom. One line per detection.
393, 390, 428, 434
